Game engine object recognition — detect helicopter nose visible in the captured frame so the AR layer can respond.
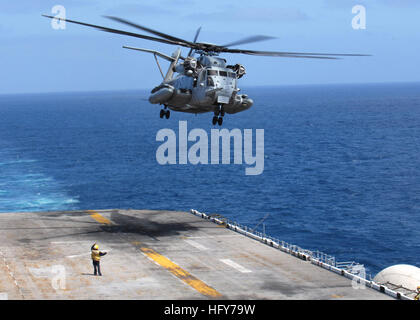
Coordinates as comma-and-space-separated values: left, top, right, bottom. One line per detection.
244, 98, 253, 108
239, 94, 253, 107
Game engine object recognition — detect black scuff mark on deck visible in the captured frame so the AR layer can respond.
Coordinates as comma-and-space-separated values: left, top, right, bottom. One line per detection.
107, 211, 200, 240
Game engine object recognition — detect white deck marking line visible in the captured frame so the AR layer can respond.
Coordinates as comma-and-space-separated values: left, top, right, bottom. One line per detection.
220, 259, 252, 273
66, 253, 90, 258
185, 235, 238, 239
67, 249, 111, 258
51, 241, 94, 244
184, 239, 208, 251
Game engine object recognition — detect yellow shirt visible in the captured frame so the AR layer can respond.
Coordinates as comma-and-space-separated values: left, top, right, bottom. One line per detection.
91, 249, 101, 262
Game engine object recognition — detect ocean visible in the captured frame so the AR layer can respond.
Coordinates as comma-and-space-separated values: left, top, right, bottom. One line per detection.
1, 83, 419, 277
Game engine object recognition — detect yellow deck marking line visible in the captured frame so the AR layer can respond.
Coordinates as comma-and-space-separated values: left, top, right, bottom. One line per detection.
87, 210, 112, 225
138, 246, 222, 298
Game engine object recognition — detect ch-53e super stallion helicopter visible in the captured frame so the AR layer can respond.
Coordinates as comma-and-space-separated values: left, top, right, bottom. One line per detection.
43, 15, 369, 126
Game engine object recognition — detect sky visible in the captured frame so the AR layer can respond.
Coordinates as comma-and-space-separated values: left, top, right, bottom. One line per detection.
0, 0, 419, 94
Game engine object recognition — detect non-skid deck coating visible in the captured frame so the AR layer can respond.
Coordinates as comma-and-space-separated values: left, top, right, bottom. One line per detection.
0, 209, 391, 300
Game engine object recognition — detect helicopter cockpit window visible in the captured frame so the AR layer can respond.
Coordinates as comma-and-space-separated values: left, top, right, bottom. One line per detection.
228, 72, 236, 78
219, 71, 228, 77
199, 70, 206, 82
207, 77, 215, 87
207, 70, 218, 76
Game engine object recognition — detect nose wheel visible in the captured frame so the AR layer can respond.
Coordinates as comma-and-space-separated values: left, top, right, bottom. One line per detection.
212, 116, 223, 126
160, 107, 170, 119
212, 105, 225, 126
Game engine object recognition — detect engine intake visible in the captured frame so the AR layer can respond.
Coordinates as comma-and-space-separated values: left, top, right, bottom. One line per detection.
227, 64, 246, 79
183, 57, 198, 76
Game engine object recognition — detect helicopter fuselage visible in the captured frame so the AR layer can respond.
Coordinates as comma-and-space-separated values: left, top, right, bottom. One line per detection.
149, 54, 254, 118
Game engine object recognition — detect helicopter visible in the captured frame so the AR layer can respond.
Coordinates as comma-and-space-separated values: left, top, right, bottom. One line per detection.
43, 15, 369, 126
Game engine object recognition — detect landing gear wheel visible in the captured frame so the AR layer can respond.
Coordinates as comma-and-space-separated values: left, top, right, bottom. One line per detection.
217, 117, 223, 126
160, 109, 165, 119
212, 116, 218, 125
165, 110, 170, 119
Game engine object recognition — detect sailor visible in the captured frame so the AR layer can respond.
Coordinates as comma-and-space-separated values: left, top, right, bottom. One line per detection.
91, 243, 107, 276
415, 286, 420, 300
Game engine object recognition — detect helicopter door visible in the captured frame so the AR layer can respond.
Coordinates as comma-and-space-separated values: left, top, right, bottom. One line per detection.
191, 69, 206, 105
193, 69, 205, 88
199, 70, 206, 86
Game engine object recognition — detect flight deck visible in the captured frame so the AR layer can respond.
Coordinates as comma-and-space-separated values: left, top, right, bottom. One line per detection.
0, 209, 392, 300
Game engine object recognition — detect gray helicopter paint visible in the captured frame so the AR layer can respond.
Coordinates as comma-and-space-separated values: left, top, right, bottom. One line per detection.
149, 51, 252, 116
197, 55, 227, 68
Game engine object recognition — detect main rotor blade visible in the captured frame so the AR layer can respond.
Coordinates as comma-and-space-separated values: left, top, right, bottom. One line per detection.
188, 26, 202, 57
42, 14, 370, 59
193, 26, 202, 43
220, 47, 370, 59
42, 15, 195, 48
261, 54, 339, 59
221, 35, 276, 48
104, 16, 194, 46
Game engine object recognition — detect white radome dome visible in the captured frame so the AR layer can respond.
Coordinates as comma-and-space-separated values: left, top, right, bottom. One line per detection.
373, 264, 420, 291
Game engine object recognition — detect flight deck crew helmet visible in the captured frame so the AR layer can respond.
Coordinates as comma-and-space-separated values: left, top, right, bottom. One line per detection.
417, 286, 420, 292
93, 244, 99, 250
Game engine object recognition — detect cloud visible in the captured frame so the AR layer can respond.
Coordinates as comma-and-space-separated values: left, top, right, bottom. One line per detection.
184, 7, 310, 22
323, 0, 369, 9
159, 0, 197, 7
103, 3, 173, 16
0, 0, 93, 14
323, 0, 420, 9
377, 0, 420, 6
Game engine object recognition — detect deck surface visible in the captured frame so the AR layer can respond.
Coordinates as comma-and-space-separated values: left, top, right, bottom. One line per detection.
0, 209, 391, 300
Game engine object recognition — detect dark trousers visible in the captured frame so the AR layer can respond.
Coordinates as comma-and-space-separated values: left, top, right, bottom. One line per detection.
93, 260, 101, 275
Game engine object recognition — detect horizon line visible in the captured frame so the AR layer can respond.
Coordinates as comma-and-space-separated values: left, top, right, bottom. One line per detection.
1, 80, 420, 97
